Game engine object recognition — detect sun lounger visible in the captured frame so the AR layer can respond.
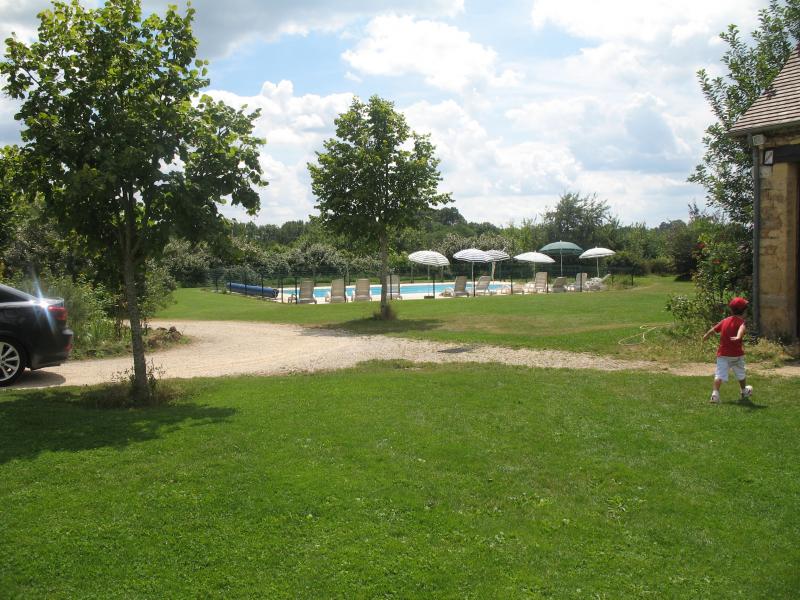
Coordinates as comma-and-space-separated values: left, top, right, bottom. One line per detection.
524, 271, 548, 293
585, 274, 610, 291
500, 283, 524, 294
452, 275, 469, 297
353, 278, 372, 302
551, 276, 567, 293
567, 272, 588, 292
297, 279, 317, 304
326, 278, 346, 303
385, 274, 403, 300
534, 271, 548, 293
474, 275, 493, 296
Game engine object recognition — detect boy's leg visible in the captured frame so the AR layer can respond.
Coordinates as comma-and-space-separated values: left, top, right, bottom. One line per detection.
711, 378, 722, 403
711, 357, 727, 403
732, 357, 751, 399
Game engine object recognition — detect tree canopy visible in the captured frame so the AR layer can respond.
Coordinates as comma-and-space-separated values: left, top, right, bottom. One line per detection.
690, 0, 800, 225
308, 95, 450, 317
1, 0, 266, 400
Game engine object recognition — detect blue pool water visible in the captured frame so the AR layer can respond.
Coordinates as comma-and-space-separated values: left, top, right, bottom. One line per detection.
284, 282, 506, 298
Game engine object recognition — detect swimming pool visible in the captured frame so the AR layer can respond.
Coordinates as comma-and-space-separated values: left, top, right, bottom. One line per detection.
282, 282, 507, 298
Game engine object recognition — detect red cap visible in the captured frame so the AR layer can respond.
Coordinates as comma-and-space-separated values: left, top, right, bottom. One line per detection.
729, 297, 748, 311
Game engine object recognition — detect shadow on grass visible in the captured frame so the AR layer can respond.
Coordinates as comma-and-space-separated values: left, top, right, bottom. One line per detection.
0, 387, 235, 465
316, 318, 443, 335
733, 398, 768, 410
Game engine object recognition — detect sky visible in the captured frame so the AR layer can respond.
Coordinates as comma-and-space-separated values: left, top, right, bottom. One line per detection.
0, 0, 768, 227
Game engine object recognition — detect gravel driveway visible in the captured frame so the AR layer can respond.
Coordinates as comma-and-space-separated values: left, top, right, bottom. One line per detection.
8, 319, 797, 389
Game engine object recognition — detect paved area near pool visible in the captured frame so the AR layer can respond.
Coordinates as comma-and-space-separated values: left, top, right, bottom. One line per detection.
13, 318, 798, 390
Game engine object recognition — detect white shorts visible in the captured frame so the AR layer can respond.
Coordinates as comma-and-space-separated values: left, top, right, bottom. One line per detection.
715, 356, 746, 382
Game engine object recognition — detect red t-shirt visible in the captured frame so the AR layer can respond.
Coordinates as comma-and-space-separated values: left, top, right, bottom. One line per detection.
713, 315, 745, 357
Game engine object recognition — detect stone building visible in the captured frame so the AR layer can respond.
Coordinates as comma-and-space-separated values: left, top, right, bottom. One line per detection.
730, 46, 800, 340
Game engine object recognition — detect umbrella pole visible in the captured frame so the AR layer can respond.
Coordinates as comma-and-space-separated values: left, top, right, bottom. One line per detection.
560, 251, 563, 276
471, 263, 475, 297
596, 258, 600, 278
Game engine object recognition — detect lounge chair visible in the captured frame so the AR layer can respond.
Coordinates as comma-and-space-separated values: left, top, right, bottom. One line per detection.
551, 276, 567, 293
474, 275, 493, 296
326, 278, 347, 303
534, 271, 549, 293
500, 282, 524, 294
586, 274, 610, 291
524, 271, 548, 294
452, 275, 470, 297
385, 274, 403, 300
297, 279, 317, 304
567, 272, 588, 292
353, 278, 372, 302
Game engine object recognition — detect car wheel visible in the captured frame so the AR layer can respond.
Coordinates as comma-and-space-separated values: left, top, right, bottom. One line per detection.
0, 338, 25, 387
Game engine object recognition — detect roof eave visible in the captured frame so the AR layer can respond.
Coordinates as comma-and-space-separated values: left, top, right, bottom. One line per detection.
729, 119, 800, 138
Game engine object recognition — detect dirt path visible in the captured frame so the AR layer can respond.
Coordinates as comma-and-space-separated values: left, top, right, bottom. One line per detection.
9, 319, 800, 389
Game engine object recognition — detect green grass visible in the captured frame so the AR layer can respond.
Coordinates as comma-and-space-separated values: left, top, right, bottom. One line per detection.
2, 363, 798, 598
158, 277, 694, 359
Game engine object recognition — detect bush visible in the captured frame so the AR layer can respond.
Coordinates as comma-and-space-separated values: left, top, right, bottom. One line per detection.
647, 256, 673, 275
665, 293, 724, 336
83, 361, 179, 408
608, 251, 647, 276
11, 274, 122, 358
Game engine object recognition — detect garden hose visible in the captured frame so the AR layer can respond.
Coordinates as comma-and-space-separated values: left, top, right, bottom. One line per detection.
617, 324, 665, 346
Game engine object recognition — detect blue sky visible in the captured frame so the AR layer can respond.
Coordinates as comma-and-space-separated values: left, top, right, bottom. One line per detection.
1, 0, 767, 226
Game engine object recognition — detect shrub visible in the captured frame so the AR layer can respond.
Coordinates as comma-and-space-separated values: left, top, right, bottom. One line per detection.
607, 251, 647, 276
12, 274, 121, 357
84, 361, 179, 408
647, 256, 673, 275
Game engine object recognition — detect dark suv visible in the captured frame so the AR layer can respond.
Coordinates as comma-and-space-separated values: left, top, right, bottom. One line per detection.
0, 283, 73, 386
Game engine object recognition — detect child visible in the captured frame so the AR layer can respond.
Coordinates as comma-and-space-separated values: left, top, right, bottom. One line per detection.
702, 297, 753, 403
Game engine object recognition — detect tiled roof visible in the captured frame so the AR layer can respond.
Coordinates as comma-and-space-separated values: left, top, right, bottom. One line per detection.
730, 45, 800, 136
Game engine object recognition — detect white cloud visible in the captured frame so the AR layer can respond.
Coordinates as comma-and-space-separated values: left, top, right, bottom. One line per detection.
342, 15, 521, 92
1, 1, 465, 59
530, 0, 762, 46
0, 0, 63, 44
205, 80, 354, 224
506, 92, 697, 174
403, 97, 705, 225
404, 100, 580, 218
143, 0, 465, 58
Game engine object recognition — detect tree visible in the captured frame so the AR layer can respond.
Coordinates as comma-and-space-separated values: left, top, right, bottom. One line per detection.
308, 95, 450, 318
432, 206, 467, 227
542, 191, 616, 250
0, 147, 25, 257
1, 0, 266, 400
688, 1, 800, 300
690, 0, 800, 224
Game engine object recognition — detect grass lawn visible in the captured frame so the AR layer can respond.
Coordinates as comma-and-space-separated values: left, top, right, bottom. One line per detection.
157, 277, 702, 360
2, 363, 798, 597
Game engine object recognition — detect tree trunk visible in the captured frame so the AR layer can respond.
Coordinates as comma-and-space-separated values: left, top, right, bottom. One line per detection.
121, 234, 150, 403
379, 230, 389, 319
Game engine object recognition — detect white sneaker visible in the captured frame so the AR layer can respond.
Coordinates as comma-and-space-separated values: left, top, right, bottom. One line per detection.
741, 385, 753, 400
710, 391, 720, 404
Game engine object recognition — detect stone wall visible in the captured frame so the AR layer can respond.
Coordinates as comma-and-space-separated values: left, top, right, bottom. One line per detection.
758, 130, 800, 339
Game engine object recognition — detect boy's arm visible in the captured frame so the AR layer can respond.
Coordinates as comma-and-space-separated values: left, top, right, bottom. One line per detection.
702, 325, 718, 341
731, 323, 746, 341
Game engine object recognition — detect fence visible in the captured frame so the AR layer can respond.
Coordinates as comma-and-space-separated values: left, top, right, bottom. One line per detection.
198, 262, 635, 303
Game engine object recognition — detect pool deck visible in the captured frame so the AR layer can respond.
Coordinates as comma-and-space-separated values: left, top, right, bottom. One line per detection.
272, 280, 527, 303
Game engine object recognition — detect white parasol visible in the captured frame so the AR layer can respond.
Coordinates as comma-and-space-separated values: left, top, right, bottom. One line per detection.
408, 250, 449, 297
578, 247, 615, 277
485, 249, 510, 279
454, 248, 492, 296
514, 251, 555, 276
